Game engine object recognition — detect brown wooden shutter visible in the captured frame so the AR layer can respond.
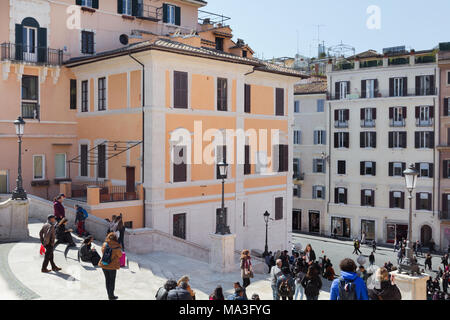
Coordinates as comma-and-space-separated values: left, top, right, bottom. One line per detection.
372, 162, 376, 176
403, 107, 407, 118
360, 162, 365, 175
389, 107, 393, 119
360, 108, 365, 120
428, 132, 434, 148
402, 77, 408, 96
389, 78, 394, 97
415, 132, 420, 148
371, 190, 375, 207
372, 108, 377, 120
70, 79, 77, 110
275, 197, 283, 220
400, 132, 407, 148
244, 84, 251, 113
244, 145, 250, 175
444, 98, 449, 116
371, 132, 377, 148
389, 162, 393, 176
374, 79, 379, 97
429, 106, 434, 118
361, 190, 365, 206
335, 82, 340, 100
400, 192, 405, 209
276, 88, 284, 116
428, 193, 432, 211
334, 133, 339, 148
360, 132, 365, 148
344, 188, 348, 204
416, 193, 420, 210
389, 192, 394, 208
334, 188, 339, 204
344, 109, 349, 120
415, 76, 421, 95
388, 132, 393, 148
415, 106, 420, 119
361, 80, 366, 98
429, 163, 434, 178
344, 133, 349, 148
97, 144, 106, 178
429, 75, 435, 94
174, 71, 188, 109
346, 81, 350, 94
334, 109, 339, 121
443, 194, 448, 213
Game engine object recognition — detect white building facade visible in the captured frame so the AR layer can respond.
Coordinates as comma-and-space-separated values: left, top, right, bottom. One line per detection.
326, 50, 442, 248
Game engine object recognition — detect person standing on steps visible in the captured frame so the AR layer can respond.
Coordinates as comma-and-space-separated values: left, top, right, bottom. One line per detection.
53, 194, 66, 223
270, 259, 283, 300
240, 250, 253, 288
54, 218, 76, 249
98, 232, 123, 300
74, 204, 88, 237
39, 215, 61, 273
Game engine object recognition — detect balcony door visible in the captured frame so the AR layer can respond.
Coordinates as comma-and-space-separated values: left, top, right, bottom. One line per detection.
23, 26, 37, 62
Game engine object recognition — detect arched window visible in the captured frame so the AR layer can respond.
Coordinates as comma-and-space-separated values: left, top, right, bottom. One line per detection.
15, 17, 47, 63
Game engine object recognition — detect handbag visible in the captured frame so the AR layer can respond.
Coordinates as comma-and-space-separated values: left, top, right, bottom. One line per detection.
39, 244, 46, 255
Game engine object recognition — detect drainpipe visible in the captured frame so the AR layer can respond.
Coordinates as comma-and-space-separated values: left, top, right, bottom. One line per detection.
129, 53, 146, 228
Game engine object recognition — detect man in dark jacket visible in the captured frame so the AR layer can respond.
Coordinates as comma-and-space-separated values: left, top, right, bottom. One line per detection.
39, 215, 61, 273
368, 267, 401, 300
167, 282, 193, 300
156, 279, 178, 300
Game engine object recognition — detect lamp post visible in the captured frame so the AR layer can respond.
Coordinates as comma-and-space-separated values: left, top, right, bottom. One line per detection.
399, 163, 420, 275
216, 161, 231, 235
11, 117, 27, 200
263, 210, 270, 257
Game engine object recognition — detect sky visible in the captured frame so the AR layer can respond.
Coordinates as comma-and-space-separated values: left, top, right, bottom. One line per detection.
202, 0, 450, 59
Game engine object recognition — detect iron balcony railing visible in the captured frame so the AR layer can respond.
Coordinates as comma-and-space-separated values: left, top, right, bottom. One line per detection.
389, 119, 406, 127
1, 43, 63, 66
22, 102, 40, 120
100, 185, 138, 203
334, 121, 349, 128
327, 88, 438, 101
136, 4, 163, 21
361, 120, 376, 128
416, 118, 434, 127
439, 211, 450, 221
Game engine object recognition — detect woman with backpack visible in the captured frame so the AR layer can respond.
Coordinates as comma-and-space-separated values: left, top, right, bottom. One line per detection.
301, 265, 322, 300
78, 236, 101, 266
98, 232, 123, 300
240, 250, 253, 288
277, 267, 295, 300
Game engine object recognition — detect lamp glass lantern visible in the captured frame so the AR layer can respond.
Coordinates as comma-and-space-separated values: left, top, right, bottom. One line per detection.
217, 161, 228, 179
403, 164, 418, 192
263, 210, 270, 224
14, 117, 25, 137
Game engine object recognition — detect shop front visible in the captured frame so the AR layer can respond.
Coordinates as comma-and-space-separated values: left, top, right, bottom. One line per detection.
309, 211, 320, 233
361, 219, 376, 241
331, 216, 351, 238
292, 209, 302, 232
386, 223, 408, 244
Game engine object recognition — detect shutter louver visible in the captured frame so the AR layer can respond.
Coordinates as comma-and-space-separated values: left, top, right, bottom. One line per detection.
92, 0, 99, 9
360, 162, 365, 175
415, 132, 420, 148
389, 163, 393, 176
389, 78, 394, 97
402, 77, 408, 96
244, 84, 251, 113
416, 76, 421, 96
37, 28, 47, 63
15, 24, 23, 61
360, 132, 365, 148
335, 82, 340, 100
444, 98, 449, 116
361, 80, 366, 99
175, 6, 181, 26
388, 132, 393, 148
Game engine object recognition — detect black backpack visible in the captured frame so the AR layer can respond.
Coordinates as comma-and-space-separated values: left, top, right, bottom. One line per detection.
304, 278, 320, 297
278, 277, 292, 297
338, 277, 357, 300
101, 243, 113, 266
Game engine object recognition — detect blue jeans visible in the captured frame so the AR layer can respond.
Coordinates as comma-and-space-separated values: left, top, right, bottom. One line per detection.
294, 282, 304, 300
271, 284, 279, 300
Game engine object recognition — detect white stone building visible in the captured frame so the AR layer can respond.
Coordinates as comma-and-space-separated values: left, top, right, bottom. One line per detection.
325, 49, 442, 248
292, 79, 328, 235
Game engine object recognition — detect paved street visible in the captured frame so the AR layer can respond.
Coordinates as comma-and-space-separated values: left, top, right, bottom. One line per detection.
291, 233, 444, 279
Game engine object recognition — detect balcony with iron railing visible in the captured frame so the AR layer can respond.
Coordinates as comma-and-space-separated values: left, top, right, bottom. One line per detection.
327, 88, 438, 101
416, 118, 434, 127
1, 43, 63, 66
334, 121, 349, 129
135, 3, 163, 21
361, 119, 376, 128
22, 102, 40, 120
389, 119, 406, 127
439, 210, 450, 221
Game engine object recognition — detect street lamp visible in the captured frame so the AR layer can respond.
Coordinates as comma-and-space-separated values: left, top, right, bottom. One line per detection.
11, 117, 27, 200
263, 210, 270, 257
216, 161, 231, 235
399, 163, 420, 275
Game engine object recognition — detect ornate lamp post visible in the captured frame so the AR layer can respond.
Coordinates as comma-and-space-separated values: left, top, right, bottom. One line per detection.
399, 163, 420, 275
263, 210, 270, 257
216, 161, 231, 235
11, 117, 27, 200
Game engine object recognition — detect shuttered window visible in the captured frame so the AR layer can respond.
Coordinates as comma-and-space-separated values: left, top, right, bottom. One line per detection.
217, 78, 228, 111
337, 160, 346, 175
80, 144, 88, 177
389, 191, 405, 209
97, 144, 106, 178
334, 188, 347, 204
275, 197, 283, 220
275, 145, 289, 172
98, 77, 106, 111
416, 193, 432, 211
244, 84, 251, 113
163, 3, 180, 25
275, 88, 284, 116
81, 30, 94, 54
361, 189, 375, 207
389, 162, 406, 177
81, 80, 89, 112
70, 79, 77, 110
173, 71, 188, 109
173, 145, 187, 182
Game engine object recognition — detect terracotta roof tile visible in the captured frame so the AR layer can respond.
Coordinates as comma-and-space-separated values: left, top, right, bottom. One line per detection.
294, 81, 327, 95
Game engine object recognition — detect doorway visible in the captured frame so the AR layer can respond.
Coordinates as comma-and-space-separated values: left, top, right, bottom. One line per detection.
309, 211, 320, 233
331, 217, 351, 238
292, 210, 301, 232
420, 225, 432, 246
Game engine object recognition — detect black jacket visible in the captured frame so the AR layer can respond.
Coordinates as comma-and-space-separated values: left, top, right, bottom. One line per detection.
368, 281, 402, 300
167, 287, 193, 300
155, 287, 169, 300
79, 243, 93, 262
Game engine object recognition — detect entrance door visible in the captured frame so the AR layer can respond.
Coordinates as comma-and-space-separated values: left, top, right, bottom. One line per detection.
23, 26, 37, 62
126, 166, 135, 193
292, 210, 301, 232
420, 225, 432, 245
309, 211, 320, 233
0, 170, 7, 193
396, 224, 408, 242
342, 218, 351, 238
